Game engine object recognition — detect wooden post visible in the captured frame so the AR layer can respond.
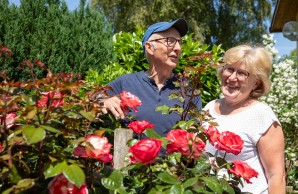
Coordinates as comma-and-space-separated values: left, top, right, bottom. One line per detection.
113, 128, 133, 169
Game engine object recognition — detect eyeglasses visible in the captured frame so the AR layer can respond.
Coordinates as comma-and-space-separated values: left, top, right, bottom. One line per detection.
222, 65, 250, 81
149, 37, 183, 47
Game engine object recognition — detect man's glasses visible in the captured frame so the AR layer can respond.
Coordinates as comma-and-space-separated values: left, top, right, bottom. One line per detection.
222, 65, 250, 81
149, 37, 183, 47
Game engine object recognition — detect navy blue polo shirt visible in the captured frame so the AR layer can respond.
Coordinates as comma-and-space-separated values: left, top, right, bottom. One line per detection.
107, 71, 202, 136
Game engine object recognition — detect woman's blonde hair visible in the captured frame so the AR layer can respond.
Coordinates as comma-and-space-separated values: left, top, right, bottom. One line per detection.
218, 44, 273, 98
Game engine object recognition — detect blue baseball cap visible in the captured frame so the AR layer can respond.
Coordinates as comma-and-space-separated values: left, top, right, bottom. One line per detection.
142, 18, 188, 50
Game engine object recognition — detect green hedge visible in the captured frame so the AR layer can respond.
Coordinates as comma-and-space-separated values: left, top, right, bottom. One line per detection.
0, 0, 114, 81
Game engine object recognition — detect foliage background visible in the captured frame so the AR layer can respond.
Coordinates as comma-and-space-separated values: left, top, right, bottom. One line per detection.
91, 0, 273, 50
0, 0, 114, 81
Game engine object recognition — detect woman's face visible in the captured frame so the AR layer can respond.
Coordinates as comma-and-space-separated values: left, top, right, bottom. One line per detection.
221, 63, 259, 103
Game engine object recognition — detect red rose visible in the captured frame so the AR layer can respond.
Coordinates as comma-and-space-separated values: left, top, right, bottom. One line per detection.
127, 120, 154, 134
48, 174, 88, 194
215, 131, 244, 155
0, 142, 3, 152
204, 125, 220, 146
129, 138, 162, 165
166, 129, 205, 158
119, 91, 142, 113
229, 160, 259, 184
37, 92, 64, 108
74, 135, 112, 163
0, 112, 18, 129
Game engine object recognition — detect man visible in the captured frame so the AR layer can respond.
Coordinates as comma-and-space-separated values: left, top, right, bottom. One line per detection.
100, 18, 201, 136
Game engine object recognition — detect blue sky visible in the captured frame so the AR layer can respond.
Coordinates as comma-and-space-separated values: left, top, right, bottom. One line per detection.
9, 0, 297, 56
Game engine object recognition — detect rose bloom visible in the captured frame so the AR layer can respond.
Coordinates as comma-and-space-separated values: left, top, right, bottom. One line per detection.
127, 120, 154, 134
215, 131, 244, 155
204, 125, 220, 146
229, 160, 259, 184
0, 112, 18, 129
0, 142, 3, 152
48, 174, 88, 194
119, 91, 142, 114
166, 129, 205, 158
37, 91, 64, 108
74, 135, 112, 163
129, 138, 162, 165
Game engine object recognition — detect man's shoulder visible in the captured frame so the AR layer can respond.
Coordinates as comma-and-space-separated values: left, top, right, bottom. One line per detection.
116, 71, 144, 80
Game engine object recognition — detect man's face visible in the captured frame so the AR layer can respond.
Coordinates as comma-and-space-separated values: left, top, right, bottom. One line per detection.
146, 28, 182, 70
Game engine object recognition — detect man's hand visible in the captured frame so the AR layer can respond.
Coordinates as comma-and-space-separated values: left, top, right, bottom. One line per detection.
100, 96, 125, 119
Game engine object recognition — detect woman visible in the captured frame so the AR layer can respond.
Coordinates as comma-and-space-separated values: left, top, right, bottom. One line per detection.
204, 44, 286, 193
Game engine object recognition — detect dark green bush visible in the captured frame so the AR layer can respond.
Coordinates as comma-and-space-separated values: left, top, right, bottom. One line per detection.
0, 0, 114, 81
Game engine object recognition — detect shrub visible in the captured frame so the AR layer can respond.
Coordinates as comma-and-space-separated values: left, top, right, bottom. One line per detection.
0, 0, 114, 81
0, 45, 255, 193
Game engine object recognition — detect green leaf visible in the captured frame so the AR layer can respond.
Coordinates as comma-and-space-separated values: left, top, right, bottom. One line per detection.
44, 161, 67, 179
183, 177, 198, 188
220, 179, 235, 194
155, 105, 170, 114
158, 172, 181, 185
22, 125, 46, 144
144, 128, 162, 138
79, 110, 95, 122
2, 188, 13, 194
175, 120, 197, 130
192, 186, 214, 194
15, 179, 35, 189
200, 177, 223, 194
101, 170, 123, 190
63, 164, 85, 188
40, 125, 61, 134
115, 187, 128, 194
9, 165, 22, 183
166, 184, 183, 194
21, 94, 35, 106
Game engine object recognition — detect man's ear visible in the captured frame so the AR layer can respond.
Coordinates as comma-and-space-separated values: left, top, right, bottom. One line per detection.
145, 42, 156, 54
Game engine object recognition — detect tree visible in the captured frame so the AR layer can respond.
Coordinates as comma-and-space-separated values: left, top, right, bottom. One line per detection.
0, 0, 114, 81
91, 0, 272, 50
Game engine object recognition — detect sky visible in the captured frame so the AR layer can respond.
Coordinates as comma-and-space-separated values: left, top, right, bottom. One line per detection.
8, 0, 297, 57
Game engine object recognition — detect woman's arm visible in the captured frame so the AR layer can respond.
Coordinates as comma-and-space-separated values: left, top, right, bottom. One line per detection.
257, 121, 286, 194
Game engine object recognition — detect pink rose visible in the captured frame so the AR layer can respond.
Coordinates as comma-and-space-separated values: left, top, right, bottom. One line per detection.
127, 120, 154, 134
119, 91, 142, 114
74, 135, 112, 163
129, 138, 162, 165
37, 92, 64, 108
166, 129, 205, 158
0, 112, 18, 129
229, 160, 259, 184
215, 131, 244, 155
48, 174, 88, 194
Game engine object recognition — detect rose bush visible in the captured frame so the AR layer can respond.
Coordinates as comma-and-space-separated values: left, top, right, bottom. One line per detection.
0, 45, 258, 193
